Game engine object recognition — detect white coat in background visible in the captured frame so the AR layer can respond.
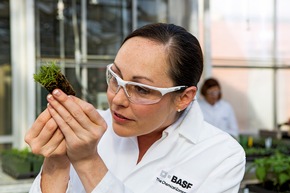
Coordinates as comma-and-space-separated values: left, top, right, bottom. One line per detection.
199, 99, 239, 138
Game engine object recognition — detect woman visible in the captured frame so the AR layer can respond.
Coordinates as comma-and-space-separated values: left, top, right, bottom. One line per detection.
199, 78, 239, 138
25, 23, 245, 193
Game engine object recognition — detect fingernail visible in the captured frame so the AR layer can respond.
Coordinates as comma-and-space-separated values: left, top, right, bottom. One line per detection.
53, 89, 60, 96
47, 94, 53, 100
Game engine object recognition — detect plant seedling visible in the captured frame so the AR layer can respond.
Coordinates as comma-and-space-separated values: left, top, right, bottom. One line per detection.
34, 62, 76, 95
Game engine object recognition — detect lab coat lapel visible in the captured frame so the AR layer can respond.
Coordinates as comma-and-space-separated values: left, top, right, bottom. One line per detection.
136, 101, 204, 169
132, 116, 182, 171
179, 101, 204, 144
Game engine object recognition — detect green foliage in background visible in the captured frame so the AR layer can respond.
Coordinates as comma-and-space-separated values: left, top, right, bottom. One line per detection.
251, 152, 290, 191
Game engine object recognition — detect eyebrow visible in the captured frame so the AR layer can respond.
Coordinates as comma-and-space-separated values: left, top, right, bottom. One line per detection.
112, 62, 154, 83
112, 62, 122, 75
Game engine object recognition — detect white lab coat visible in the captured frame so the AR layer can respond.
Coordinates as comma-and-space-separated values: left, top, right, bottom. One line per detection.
29, 101, 245, 193
198, 99, 239, 138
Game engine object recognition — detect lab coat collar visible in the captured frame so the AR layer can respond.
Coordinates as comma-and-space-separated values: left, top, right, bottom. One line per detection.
131, 101, 204, 170
175, 100, 204, 144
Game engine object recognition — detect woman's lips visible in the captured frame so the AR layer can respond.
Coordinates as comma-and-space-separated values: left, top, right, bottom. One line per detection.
113, 112, 132, 123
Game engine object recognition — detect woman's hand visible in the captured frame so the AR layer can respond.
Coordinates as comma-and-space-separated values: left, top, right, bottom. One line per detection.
46, 89, 108, 192
46, 89, 107, 164
25, 108, 67, 158
26, 89, 108, 192
25, 106, 70, 193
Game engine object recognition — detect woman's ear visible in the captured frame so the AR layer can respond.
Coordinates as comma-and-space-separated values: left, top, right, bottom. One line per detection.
175, 86, 197, 111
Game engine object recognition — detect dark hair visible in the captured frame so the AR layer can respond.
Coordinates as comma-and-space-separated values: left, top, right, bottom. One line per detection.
122, 23, 203, 87
200, 78, 222, 99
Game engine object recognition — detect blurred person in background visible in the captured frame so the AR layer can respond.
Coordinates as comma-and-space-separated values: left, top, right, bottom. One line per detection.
199, 78, 239, 139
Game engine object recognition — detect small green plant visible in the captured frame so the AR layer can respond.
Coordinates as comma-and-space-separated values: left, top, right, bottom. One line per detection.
1, 148, 44, 179
249, 152, 290, 192
245, 147, 274, 156
34, 61, 76, 95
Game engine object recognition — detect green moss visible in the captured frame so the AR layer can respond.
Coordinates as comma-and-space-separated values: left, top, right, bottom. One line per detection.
33, 62, 60, 87
33, 61, 76, 95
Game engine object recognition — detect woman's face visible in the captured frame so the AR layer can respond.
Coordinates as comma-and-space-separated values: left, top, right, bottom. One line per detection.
107, 37, 180, 138
204, 86, 220, 105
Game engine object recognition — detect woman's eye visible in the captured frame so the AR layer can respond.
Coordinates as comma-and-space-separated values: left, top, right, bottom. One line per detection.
134, 86, 150, 95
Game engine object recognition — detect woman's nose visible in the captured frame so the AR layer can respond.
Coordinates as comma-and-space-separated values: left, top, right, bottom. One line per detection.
112, 86, 130, 106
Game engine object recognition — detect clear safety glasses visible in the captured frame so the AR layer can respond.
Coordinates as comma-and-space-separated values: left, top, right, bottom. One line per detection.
106, 63, 188, 105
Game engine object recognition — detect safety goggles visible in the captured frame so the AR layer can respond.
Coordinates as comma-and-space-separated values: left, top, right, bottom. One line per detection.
206, 90, 220, 97
106, 63, 187, 105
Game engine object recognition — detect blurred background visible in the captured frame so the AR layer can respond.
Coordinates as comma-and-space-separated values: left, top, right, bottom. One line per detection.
0, 0, 289, 150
